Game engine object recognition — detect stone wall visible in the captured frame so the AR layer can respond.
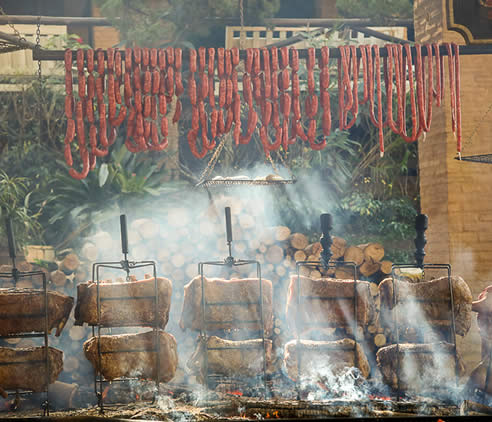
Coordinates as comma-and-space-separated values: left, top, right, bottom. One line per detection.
414, 0, 492, 372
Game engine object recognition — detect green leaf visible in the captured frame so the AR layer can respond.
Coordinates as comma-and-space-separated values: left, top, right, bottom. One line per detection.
99, 163, 109, 187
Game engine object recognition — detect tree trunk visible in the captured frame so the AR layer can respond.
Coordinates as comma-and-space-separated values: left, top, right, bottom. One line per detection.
60, 253, 80, 273
274, 226, 291, 242
359, 259, 381, 277
289, 233, 309, 250
343, 245, 364, 266
331, 236, 347, 259
361, 243, 385, 263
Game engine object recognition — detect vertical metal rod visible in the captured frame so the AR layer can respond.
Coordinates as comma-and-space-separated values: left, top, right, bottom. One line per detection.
352, 262, 358, 372
199, 263, 209, 392
446, 265, 459, 391
225, 207, 233, 260
42, 271, 49, 416
485, 339, 492, 403
319, 214, 333, 269
414, 214, 428, 269
295, 263, 302, 400
257, 262, 268, 396
120, 214, 129, 256
120, 214, 130, 280
95, 263, 104, 414
153, 262, 160, 400
5, 217, 18, 285
391, 264, 402, 400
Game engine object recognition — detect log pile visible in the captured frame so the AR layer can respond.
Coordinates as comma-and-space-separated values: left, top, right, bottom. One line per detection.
0, 196, 399, 387
5, 195, 472, 396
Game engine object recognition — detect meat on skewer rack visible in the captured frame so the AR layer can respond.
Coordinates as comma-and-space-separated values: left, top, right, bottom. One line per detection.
0, 217, 51, 415
292, 213, 359, 398
197, 207, 269, 396
90, 214, 160, 414
390, 214, 459, 400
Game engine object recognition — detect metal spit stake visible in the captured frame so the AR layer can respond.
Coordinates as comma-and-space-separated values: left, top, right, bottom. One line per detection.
0, 217, 50, 415
224, 207, 234, 266
119, 214, 130, 280
294, 213, 358, 399
5, 217, 19, 284
392, 214, 458, 401
414, 214, 428, 269
319, 213, 333, 270
198, 207, 267, 398
92, 214, 159, 413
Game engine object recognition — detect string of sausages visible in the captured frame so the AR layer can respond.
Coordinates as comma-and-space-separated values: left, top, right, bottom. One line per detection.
63, 43, 462, 178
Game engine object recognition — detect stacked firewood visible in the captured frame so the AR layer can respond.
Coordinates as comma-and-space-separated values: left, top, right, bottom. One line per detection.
0, 195, 401, 385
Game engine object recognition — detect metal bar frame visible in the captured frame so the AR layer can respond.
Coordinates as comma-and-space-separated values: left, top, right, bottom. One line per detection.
294, 260, 358, 399
32, 44, 492, 62
0, 270, 50, 415
197, 258, 268, 397
391, 263, 458, 400
90, 259, 159, 414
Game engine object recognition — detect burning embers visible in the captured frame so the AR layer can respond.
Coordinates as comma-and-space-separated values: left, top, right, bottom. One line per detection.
0, 210, 484, 419
181, 275, 274, 391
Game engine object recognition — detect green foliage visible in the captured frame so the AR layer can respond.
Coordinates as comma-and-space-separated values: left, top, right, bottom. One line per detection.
44, 33, 92, 50
336, 0, 413, 19
0, 170, 42, 247
339, 191, 417, 262
0, 79, 66, 157
95, 0, 280, 47
31, 137, 190, 248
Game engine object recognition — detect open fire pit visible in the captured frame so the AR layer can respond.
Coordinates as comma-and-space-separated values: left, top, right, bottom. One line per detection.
0, 211, 490, 421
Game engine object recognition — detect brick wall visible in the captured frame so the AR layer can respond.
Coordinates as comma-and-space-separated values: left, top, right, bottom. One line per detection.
414, 0, 492, 373
91, 5, 120, 49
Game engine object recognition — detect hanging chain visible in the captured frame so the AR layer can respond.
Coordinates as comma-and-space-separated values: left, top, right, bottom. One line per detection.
266, 153, 279, 173
239, 0, 245, 50
0, 5, 27, 43
36, 18, 42, 81
36, 18, 43, 153
277, 150, 296, 180
197, 136, 228, 185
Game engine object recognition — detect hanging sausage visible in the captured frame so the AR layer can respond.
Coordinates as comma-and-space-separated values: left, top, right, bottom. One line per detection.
61, 44, 463, 178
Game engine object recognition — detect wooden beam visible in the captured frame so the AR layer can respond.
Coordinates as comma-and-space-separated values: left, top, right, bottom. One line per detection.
0, 15, 113, 26
0, 15, 413, 27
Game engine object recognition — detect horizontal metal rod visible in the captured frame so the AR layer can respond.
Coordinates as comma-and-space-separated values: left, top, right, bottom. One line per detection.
0, 15, 113, 26
207, 346, 264, 350
0, 359, 45, 366
99, 295, 157, 301
35, 44, 487, 62
100, 348, 156, 354
0, 15, 413, 27
0, 332, 48, 338
353, 26, 410, 44
205, 301, 261, 306
216, 17, 414, 27
0, 313, 46, 319
204, 320, 261, 324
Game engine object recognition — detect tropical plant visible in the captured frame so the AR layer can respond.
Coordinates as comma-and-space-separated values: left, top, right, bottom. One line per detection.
31, 135, 191, 249
0, 170, 43, 248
